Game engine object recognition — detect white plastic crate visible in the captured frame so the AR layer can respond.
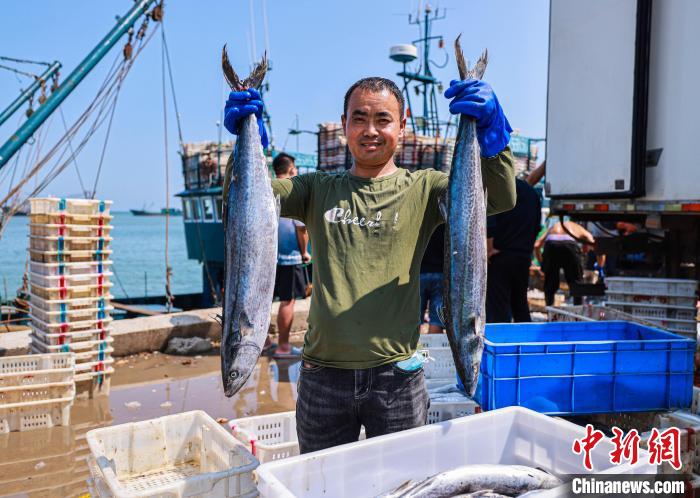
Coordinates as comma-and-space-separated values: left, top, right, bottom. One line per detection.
30, 270, 112, 289
30, 212, 113, 226
30, 282, 113, 301
29, 248, 112, 264
606, 292, 696, 309
0, 353, 74, 388
229, 411, 367, 464
29, 235, 112, 252
31, 315, 112, 334
417, 333, 450, 349
30, 260, 112, 277
256, 407, 655, 498
545, 304, 659, 325
30, 331, 113, 353
30, 325, 110, 346
605, 277, 697, 297
29, 293, 112, 313
606, 301, 697, 321
30, 197, 112, 216
87, 410, 259, 498
427, 398, 480, 424
30, 222, 113, 238
29, 303, 113, 324
0, 382, 74, 433
423, 346, 456, 380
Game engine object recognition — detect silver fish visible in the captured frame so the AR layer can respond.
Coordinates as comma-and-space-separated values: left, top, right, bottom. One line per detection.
220, 46, 278, 397
441, 36, 489, 397
381, 464, 561, 498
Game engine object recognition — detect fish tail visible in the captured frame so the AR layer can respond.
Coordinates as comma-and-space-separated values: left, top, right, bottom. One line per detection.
221, 44, 269, 91
454, 35, 488, 81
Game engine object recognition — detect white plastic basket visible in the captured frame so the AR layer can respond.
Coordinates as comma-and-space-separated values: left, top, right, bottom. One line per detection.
417, 333, 450, 349
30, 222, 113, 238
427, 398, 480, 424
605, 277, 698, 297
423, 347, 455, 380
87, 410, 259, 498
546, 304, 668, 329
31, 315, 113, 334
30, 282, 113, 301
29, 248, 112, 264
30, 270, 112, 289
29, 235, 112, 252
606, 292, 696, 309
30, 331, 113, 353
256, 407, 655, 498
229, 411, 368, 464
29, 325, 110, 346
0, 382, 75, 433
0, 353, 74, 388
29, 303, 113, 324
29, 293, 112, 313
30, 198, 112, 216
30, 212, 113, 226
29, 260, 112, 277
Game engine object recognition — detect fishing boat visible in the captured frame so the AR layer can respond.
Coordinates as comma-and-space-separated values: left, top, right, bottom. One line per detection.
130, 207, 182, 216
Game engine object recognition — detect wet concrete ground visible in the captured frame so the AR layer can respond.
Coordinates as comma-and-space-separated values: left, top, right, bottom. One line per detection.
0, 349, 300, 497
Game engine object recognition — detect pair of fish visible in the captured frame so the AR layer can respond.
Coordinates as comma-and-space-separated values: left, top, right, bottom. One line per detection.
379, 464, 561, 498
218, 36, 491, 398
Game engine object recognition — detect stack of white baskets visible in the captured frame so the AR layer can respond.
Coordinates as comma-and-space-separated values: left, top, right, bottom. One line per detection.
27, 197, 115, 396
605, 277, 699, 340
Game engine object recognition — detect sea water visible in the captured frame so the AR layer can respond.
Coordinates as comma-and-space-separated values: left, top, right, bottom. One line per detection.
0, 212, 202, 300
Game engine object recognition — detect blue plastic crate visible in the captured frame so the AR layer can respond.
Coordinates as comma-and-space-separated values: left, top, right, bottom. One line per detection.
480, 321, 694, 415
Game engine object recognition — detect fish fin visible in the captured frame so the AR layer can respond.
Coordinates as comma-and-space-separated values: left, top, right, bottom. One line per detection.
380, 479, 415, 497
454, 35, 489, 81
222, 45, 268, 91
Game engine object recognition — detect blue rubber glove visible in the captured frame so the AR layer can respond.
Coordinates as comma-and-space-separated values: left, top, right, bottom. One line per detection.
445, 79, 512, 157
223, 88, 269, 149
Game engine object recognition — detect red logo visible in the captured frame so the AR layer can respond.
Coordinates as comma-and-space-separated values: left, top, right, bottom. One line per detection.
572, 424, 604, 471
609, 427, 640, 465
647, 427, 682, 470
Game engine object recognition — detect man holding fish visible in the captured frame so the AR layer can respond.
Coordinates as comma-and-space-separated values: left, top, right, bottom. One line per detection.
222, 45, 515, 453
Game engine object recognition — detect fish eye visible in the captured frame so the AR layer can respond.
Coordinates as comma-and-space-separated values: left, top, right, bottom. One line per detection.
229, 371, 239, 379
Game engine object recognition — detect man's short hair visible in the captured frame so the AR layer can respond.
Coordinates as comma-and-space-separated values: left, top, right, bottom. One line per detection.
343, 77, 404, 118
272, 152, 296, 176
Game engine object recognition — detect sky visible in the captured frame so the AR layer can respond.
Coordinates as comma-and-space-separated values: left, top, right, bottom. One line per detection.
0, 0, 549, 210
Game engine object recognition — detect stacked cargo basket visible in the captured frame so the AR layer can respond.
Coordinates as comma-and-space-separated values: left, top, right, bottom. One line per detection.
28, 198, 114, 396
605, 277, 698, 340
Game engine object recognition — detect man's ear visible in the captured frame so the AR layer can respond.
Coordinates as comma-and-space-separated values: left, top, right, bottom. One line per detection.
341, 114, 347, 135
398, 115, 406, 139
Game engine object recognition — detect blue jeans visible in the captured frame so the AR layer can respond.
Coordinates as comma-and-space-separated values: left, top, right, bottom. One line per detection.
419, 272, 444, 326
296, 362, 429, 454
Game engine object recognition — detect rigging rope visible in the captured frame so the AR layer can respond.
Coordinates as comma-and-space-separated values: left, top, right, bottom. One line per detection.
0, 22, 158, 223
59, 107, 88, 198
161, 25, 174, 312
0, 64, 38, 79
0, 56, 51, 67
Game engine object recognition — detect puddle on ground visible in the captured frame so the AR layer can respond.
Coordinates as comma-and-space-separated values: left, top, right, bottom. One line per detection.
0, 351, 300, 497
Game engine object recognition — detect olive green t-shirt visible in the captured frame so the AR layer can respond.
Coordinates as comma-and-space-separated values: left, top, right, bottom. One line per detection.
272, 147, 515, 368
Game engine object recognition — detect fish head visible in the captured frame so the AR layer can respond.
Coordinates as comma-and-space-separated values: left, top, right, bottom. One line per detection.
221, 341, 260, 397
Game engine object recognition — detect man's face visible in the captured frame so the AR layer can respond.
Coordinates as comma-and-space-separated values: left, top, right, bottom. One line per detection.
342, 88, 405, 168
289, 164, 298, 177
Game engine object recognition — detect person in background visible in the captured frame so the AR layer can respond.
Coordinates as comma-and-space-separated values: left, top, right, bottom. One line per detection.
266, 153, 311, 359
535, 218, 595, 306
486, 178, 542, 323
419, 225, 445, 334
